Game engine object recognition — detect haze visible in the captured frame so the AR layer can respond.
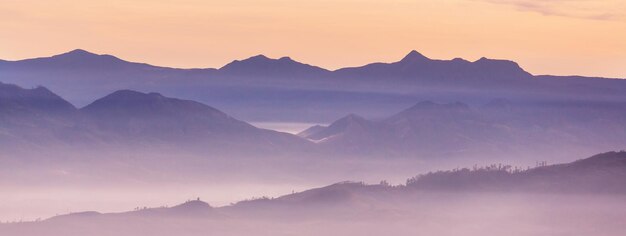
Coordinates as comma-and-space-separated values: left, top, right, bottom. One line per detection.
2, 1, 626, 235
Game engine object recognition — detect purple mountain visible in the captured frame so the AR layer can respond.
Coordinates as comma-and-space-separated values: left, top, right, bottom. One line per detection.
0, 82, 311, 153
1, 49, 625, 127
219, 54, 330, 78
334, 50, 532, 82
300, 100, 626, 158
1, 49, 167, 71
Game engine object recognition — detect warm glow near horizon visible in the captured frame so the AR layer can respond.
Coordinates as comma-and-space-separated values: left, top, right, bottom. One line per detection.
1, 0, 625, 77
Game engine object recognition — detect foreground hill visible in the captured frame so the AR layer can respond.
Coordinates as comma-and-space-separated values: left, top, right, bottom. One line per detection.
39, 151, 626, 219
224, 151, 626, 212
407, 151, 626, 193
3, 151, 625, 236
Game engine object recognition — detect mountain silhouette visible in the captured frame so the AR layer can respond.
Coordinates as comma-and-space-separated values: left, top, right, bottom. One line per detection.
0, 82, 76, 114
81, 90, 253, 138
2, 49, 164, 71
2, 48, 624, 122
219, 54, 330, 78
334, 50, 532, 83
0, 82, 83, 149
48, 200, 215, 222
301, 100, 626, 157
0, 82, 311, 153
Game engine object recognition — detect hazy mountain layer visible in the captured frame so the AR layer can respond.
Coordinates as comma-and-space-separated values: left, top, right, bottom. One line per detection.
2, 82, 625, 161
2, 49, 625, 122
0, 82, 311, 155
301, 100, 626, 159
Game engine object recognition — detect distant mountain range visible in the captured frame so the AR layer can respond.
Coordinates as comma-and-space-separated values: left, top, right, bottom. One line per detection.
2, 49, 625, 122
0, 49, 534, 80
334, 50, 533, 83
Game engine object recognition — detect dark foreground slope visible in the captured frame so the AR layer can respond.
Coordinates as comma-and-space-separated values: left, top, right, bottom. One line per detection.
407, 151, 626, 193
2, 151, 626, 236
14, 151, 626, 216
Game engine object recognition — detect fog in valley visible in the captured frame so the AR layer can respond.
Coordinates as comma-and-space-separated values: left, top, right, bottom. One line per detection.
4, 193, 625, 236
1, 49, 626, 235
4, 150, 626, 235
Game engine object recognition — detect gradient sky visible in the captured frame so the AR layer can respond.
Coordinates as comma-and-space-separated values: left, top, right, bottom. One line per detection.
1, 0, 625, 78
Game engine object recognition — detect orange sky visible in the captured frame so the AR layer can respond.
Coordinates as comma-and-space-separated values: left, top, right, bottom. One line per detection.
1, 0, 625, 78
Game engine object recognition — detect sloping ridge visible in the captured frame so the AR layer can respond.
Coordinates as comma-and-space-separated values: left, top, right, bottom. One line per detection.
47, 200, 215, 221
79, 90, 254, 139
408, 151, 626, 193
2, 49, 165, 71
1, 82, 311, 151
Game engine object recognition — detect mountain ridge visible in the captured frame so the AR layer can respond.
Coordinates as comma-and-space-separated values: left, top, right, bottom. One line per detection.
218, 53, 330, 78
0, 82, 312, 152
300, 100, 626, 157
5, 49, 622, 79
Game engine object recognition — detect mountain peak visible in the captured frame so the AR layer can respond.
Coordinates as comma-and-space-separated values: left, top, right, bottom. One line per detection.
66, 48, 94, 55
230, 54, 299, 65
249, 54, 270, 60
172, 200, 212, 210
81, 90, 168, 113
474, 56, 519, 66
54, 49, 101, 59
0, 82, 77, 113
106, 89, 163, 99
220, 54, 329, 77
472, 57, 531, 78
80, 89, 249, 137
36, 48, 142, 69
400, 50, 430, 63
